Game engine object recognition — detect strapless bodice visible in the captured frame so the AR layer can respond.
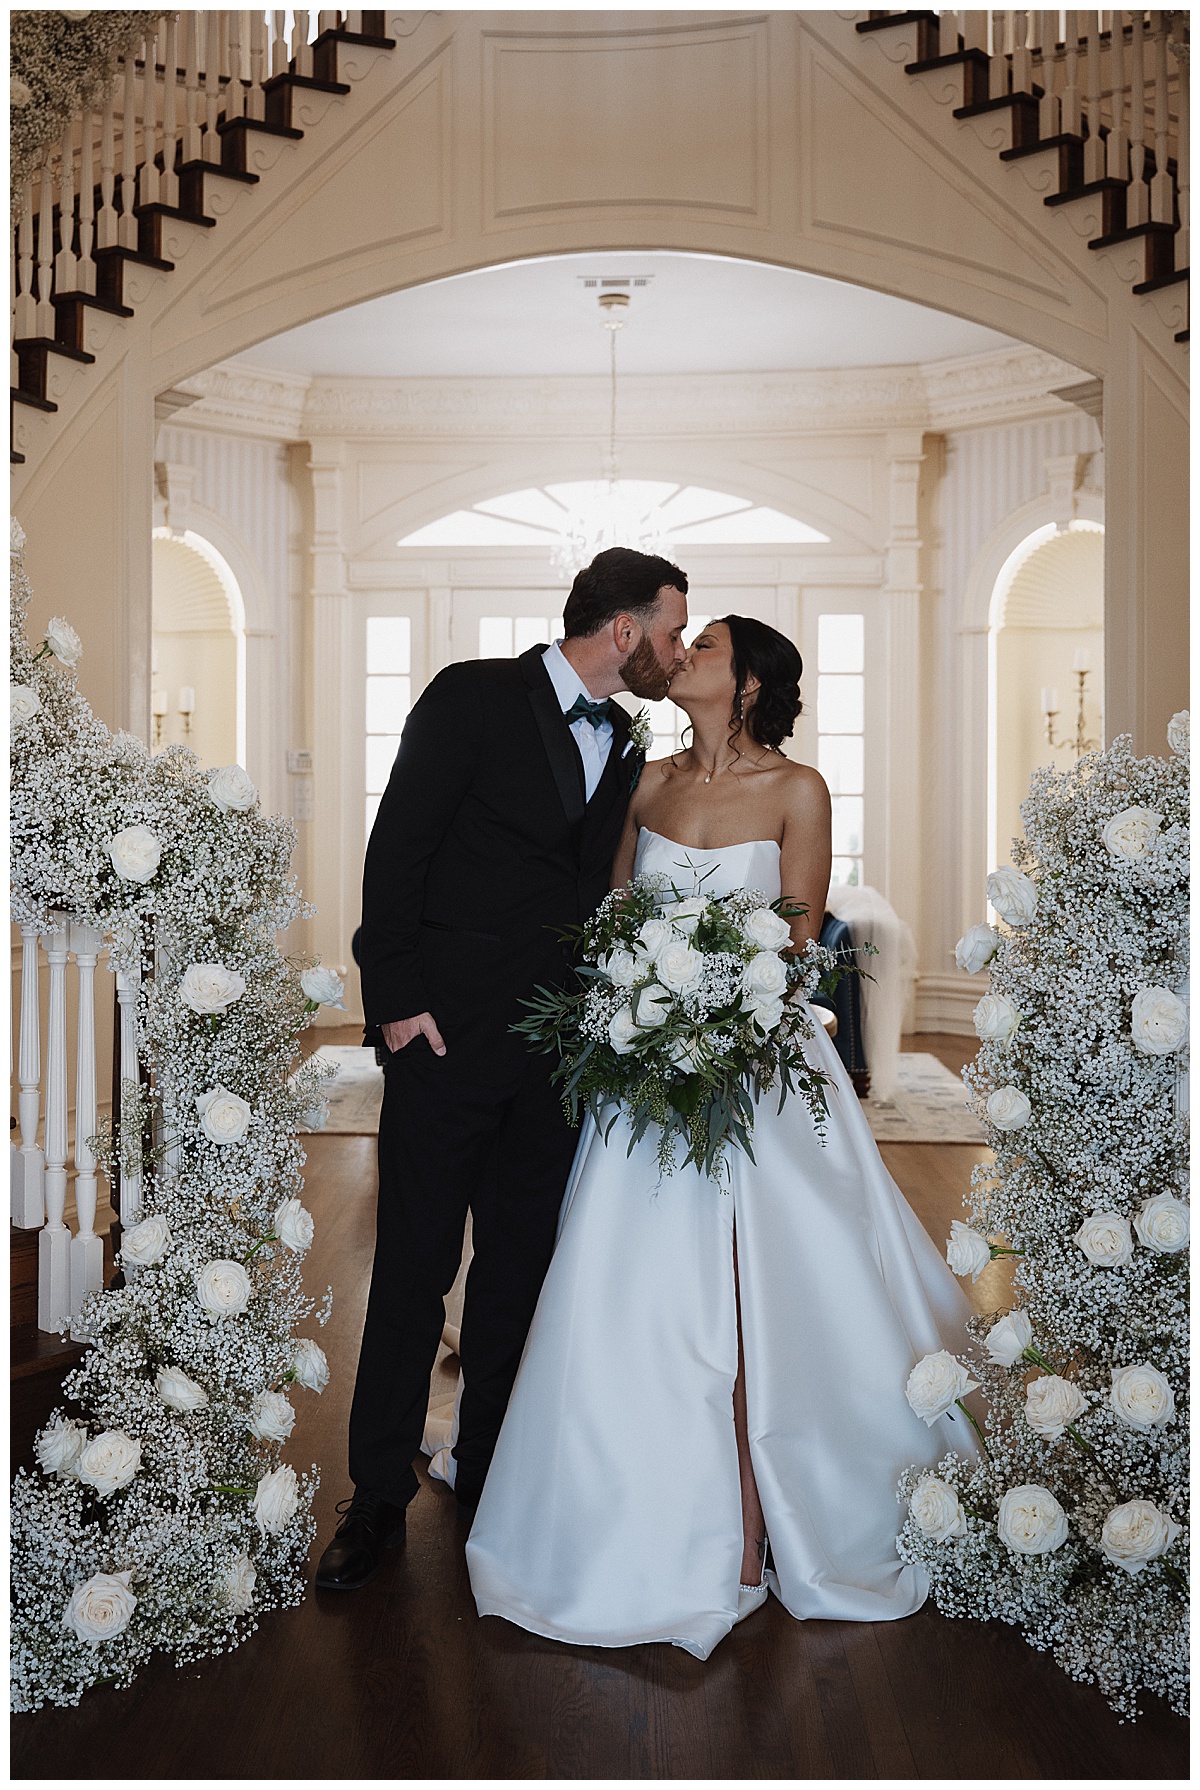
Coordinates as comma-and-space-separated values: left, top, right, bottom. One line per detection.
633, 826, 782, 903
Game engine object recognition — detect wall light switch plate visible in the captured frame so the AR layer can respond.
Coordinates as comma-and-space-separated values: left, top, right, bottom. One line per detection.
287, 748, 313, 776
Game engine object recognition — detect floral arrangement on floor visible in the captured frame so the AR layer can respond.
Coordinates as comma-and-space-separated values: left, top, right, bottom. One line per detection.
9, 522, 342, 1713
11, 11, 160, 202
898, 720, 1189, 1722
514, 868, 850, 1178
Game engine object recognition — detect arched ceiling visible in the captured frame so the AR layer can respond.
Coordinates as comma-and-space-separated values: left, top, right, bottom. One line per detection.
998, 523, 1105, 631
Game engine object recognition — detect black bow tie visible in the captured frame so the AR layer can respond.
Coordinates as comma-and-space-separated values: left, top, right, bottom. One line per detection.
564, 694, 613, 729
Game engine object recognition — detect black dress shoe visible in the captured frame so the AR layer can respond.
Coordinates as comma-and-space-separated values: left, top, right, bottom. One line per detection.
315, 1490, 406, 1590
454, 1476, 483, 1522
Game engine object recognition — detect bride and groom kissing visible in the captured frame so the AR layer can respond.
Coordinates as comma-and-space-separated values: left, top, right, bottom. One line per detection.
316, 547, 974, 1657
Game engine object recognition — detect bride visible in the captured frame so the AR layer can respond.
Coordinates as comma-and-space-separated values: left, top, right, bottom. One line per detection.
464, 615, 976, 1659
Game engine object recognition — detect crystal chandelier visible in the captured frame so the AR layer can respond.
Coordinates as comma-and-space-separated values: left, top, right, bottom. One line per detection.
550, 293, 668, 580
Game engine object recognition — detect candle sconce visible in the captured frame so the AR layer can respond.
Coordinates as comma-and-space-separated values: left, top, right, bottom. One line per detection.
1042, 667, 1099, 759
151, 689, 167, 750
178, 686, 195, 740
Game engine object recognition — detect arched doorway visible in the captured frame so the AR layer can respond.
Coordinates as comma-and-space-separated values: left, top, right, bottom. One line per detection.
151, 529, 246, 771
988, 522, 1104, 873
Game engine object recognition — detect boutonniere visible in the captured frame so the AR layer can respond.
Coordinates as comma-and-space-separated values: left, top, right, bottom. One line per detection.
627, 708, 653, 754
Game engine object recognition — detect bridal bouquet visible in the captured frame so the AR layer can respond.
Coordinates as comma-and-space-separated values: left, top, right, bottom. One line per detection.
515, 872, 851, 1178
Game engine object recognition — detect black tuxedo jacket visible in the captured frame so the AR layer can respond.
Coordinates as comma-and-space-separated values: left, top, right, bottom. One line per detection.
359, 644, 643, 1082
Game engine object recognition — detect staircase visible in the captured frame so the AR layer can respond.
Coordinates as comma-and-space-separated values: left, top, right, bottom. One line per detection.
11, 10, 396, 465
10, 1192, 116, 1470
854, 11, 1189, 344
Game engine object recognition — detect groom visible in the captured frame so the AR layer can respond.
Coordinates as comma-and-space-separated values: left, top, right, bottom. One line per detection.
317, 547, 690, 1590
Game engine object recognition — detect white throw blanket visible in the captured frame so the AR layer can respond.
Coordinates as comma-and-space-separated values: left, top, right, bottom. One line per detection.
824, 884, 917, 1104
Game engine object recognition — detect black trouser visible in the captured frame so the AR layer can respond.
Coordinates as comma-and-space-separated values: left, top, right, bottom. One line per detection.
348, 1037, 578, 1509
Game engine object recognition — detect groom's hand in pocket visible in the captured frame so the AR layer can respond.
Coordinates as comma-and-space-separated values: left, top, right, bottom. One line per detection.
381, 1013, 447, 1057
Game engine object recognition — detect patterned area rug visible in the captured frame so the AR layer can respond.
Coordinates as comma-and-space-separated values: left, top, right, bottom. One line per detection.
864, 1053, 985, 1145
311, 1046, 984, 1147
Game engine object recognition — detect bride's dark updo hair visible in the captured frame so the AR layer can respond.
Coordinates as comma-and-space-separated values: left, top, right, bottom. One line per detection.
719, 614, 803, 750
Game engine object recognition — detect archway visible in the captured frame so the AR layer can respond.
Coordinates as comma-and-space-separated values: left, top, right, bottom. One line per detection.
151, 529, 247, 771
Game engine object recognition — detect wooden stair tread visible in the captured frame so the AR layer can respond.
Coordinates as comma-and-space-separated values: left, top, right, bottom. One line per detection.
13, 337, 95, 364
218, 116, 305, 142
1089, 220, 1177, 249
953, 89, 1042, 118
1045, 176, 1129, 206
999, 131, 1086, 162
176, 157, 259, 185
1133, 267, 1189, 293
856, 12, 939, 32
134, 199, 217, 229
11, 388, 57, 412
263, 72, 352, 97
94, 244, 175, 273
905, 49, 988, 73
11, 1323, 87, 1381
52, 291, 135, 318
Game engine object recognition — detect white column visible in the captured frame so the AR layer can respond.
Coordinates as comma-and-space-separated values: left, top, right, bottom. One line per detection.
882, 431, 927, 937
309, 442, 353, 1006
69, 923, 105, 1327
115, 955, 144, 1227
38, 917, 73, 1330
13, 922, 45, 1228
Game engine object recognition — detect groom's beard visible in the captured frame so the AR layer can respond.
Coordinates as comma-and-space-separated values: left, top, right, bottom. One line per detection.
619, 634, 673, 702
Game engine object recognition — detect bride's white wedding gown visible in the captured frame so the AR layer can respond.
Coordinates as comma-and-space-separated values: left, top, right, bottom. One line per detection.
464, 828, 976, 1660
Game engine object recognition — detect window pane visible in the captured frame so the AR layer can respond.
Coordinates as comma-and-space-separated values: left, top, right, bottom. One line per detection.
365, 793, 382, 838
365, 734, 403, 794
817, 674, 863, 734
367, 616, 410, 675
366, 675, 410, 734
830, 856, 861, 887
831, 796, 864, 857
479, 617, 513, 658
818, 613, 864, 674
818, 733, 863, 795
514, 616, 552, 654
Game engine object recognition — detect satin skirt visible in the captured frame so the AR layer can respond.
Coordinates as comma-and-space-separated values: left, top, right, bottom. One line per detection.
464, 1014, 977, 1659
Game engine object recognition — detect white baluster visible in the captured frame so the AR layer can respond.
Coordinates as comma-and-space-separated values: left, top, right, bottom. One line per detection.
989, 12, 1008, 98
293, 10, 313, 77
249, 12, 267, 120
219, 9, 232, 84
1128, 10, 1149, 223
1012, 10, 1033, 92
202, 15, 221, 160
161, 15, 179, 205
119, 47, 138, 247
77, 108, 96, 293
115, 956, 144, 1227
140, 24, 160, 208
55, 119, 79, 296
227, 11, 244, 119
1039, 10, 1062, 135
98, 70, 119, 247
15, 178, 35, 338
181, 13, 200, 162
38, 918, 73, 1331
13, 923, 45, 1228
272, 9, 289, 75
35, 158, 55, 337
1061, 10, 1083, 132
69, 923, 105, 1328
1150, 12, 1174, 223
1084, 12, 1106, 178
318, 10, 339, 34
1108, 10, 1130, 179
1170, 21, 1189, 266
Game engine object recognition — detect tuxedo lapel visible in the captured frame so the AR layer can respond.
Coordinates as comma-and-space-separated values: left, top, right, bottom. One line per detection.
582, 702, 638, 843
519, 645, 587, 828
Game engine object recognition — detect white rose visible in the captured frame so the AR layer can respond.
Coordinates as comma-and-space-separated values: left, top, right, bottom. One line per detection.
36, 1414, 85, 1478
10, 683, 41, 727
608, 1005, 641, 1055
1167, 710, 1189, 756
637, 917, 678, 961
292, 1338, 329, 1392
1024, 1374, 1088, 1440
904, 1350, 979, 1426
248, 1389, 295, 1442
274, 1197, 314, 1254
1074, 1212, 1134, 1268
946, 1219, 992, 1281
1100, 1499, 1181, 1574
77, 1429, 141, 1498
744, 906, 793, 952
45, 616, 83, 667
10, 515, 25, 554
155, 1366, 208, 1412
1133, 1193, 1190, 1254
955, 923, 1000, 975
668, 1036, 703, 1074
196, 1086, 251, 1146
996, 1485, 1069, 1555
196, 1259, 252, 1319
253, 1464, 300, 1536
222, 1553, 257, 1615
909, 1475, 968, 1541
974, 992, 1020, 1044
119, 1214, 171, 1267
1102, 805, 1163, 861
631, 983, 672, 1028
598, 948, 640, 988
743, 951, 789, 1002
985, 1309, 1033, 1368
10, 76, 33, 107
300, 965, 345, 1008
986, 1086, 1031, 1131
1110, 1364, 1175, 1432
749, 998, 785, 1037
1130, 986, 1188, 1055
664, 897, 710, 937
179, 962, 246, 1016
986, 866, 1038, 927
207, 763, 258, 813
63, 1571, 136, 1645
107, 824, 161, 884
655, 940, 705, 994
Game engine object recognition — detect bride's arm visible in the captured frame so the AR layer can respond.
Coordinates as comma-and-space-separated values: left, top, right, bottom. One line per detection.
778, 766, 833, 951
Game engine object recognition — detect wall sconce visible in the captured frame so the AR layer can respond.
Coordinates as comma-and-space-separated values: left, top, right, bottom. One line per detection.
178, 686, 195, 739
151, 687, 167, 749
1042, 650, 1099, 758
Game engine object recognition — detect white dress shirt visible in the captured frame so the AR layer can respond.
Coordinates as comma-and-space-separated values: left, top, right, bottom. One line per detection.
542, 639, 614, 802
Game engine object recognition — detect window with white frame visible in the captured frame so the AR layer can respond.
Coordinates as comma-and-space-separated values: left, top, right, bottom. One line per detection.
364, 616, 411, 837
816, 613, 864, 886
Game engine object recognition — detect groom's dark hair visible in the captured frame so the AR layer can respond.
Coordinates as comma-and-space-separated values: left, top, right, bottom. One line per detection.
563, 547, 688, 639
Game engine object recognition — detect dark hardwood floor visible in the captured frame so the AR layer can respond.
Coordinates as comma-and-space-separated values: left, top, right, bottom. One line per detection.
11, 1034, 1188, 1778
